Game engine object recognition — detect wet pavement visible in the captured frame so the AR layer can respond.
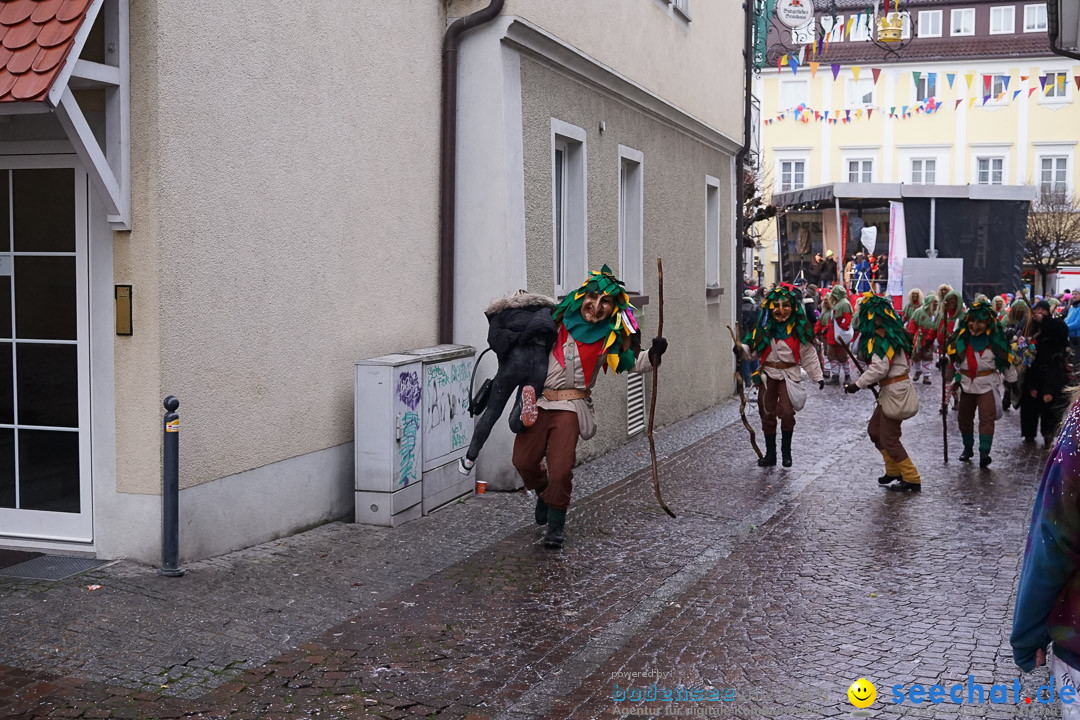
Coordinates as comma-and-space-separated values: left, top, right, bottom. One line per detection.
0, 381, 1066, 719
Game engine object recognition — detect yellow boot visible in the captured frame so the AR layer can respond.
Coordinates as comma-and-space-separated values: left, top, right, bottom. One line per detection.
891, 457, 921, 492
878, 451, 901, 485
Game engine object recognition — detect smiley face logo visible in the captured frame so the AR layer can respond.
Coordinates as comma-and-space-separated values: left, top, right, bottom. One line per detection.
847, 678, 876, 708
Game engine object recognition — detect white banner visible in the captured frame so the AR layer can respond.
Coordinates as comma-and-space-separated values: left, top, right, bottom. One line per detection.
887, 201, 907, 297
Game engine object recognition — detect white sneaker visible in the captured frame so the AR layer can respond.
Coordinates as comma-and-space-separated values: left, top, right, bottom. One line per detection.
458, 457, 475, 475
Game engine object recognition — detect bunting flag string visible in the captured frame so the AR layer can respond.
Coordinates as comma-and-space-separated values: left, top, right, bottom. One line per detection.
872, 68, 882, 84
809, 61, 820, 78
946, 73, 956, 88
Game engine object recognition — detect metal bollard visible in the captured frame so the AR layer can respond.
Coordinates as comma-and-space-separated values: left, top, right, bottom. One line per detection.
159, 395, 185, 577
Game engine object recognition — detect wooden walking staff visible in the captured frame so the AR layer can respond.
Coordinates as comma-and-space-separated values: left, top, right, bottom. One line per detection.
648, 257, 676, 519
837, 337, 879, 399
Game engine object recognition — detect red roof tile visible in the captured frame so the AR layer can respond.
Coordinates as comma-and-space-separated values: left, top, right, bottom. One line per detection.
0, 0, 93, 103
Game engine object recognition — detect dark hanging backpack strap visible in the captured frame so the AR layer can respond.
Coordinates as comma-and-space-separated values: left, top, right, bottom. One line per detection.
468, 347, 495, 417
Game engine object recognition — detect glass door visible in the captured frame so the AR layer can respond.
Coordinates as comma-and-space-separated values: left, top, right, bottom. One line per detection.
0, 162, 91, 543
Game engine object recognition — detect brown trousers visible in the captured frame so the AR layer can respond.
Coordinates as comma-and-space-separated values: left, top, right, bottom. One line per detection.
512, 408, 578, 510
958, 390, 997, 436
758, 375, 795, 433
867, 405, 909, 463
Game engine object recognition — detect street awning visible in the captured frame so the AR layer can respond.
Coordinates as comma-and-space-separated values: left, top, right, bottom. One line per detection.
772, 182, 1038, 210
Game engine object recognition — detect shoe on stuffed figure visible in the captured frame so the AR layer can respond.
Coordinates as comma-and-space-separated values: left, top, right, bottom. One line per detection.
887, 479, 921, 492
520, 386, 539, 428
878, 474, 901, 485
458, 457, 475, 475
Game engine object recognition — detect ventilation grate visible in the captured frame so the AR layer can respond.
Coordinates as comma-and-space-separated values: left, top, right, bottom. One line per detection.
627, 372, 646, 436
0, 555, 107, 581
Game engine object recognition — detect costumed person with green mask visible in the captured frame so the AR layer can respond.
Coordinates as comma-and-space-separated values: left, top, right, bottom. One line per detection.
906, 294, 937, 384
845, 294, 922, 491
817, 284, 858, 385
738, 284, 824, 468
946, 300, 1017, 467
512, 265, 667, 548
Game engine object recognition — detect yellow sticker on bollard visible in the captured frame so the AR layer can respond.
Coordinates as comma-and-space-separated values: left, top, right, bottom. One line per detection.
165, 419, 179, 433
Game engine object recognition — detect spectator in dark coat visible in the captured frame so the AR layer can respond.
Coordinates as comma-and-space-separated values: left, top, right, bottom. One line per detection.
1021, 300, 1071, 447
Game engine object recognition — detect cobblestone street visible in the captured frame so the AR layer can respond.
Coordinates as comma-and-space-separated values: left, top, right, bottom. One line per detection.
0, 383, 1065, 719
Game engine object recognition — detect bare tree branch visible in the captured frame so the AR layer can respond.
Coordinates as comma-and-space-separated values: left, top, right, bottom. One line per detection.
1025, 190, 1080, 286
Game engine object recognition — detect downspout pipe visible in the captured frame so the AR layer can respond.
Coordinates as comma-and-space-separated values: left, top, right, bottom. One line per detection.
735, 1, 755, 307
440, 0, 506, 345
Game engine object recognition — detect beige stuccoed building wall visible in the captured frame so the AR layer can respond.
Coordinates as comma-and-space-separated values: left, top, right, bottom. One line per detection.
450, 0, 744, 143
115, 2, 445, 497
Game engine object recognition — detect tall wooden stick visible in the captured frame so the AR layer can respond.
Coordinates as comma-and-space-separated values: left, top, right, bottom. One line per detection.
648, 257, 676, 519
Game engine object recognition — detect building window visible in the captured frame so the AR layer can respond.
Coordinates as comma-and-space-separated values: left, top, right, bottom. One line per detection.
1041, 156, 1069, 195
976, 157, 1004, 184
990, 5, 1016, 33
821, 14, 845, 43
705, 176, 721, 290
918, 10, 943, 37
672, 0, 691, 20
780, 160, 806, 192
1045, 70, 1069, 98
848, 77, 875, 106
951, 8, 976, 35
916, 74, 937, 101
779, 79, 809, 110
983, 74, 1008, 98
552, 119, 587, 296
618, 147, 644, 294
1024, 3, 1048, 31
911, 159, 937, 184
850, 12, 872, 40
848, 159, 873, 183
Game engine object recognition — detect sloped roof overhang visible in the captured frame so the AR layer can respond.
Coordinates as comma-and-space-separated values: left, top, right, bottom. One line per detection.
0, 0, 129, 229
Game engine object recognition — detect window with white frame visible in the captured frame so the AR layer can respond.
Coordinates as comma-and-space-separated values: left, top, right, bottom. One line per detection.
821, 14, 845, 42
848, 159, 873, 183
1040, 156, 1069, 195
1044, 70, 1069, 98
916, 74, 937, 101
779, 79, 809, 110
850, 12, 872, 40
990, 5, 1016, 33
848, 77, 875, 106
983, 74, 1008, 97
900, 12, 912, 38
1025, 3, 1048, 31
976, 157, 1005, 184
951, 8, 975, 35
911, 158, 937, 184
672, 0, 691, 20
780, 160, 806, 192
705, 176, 721, 290
918, 9, 943, 36
618, 147, 644, 294
552, 119, 587, 296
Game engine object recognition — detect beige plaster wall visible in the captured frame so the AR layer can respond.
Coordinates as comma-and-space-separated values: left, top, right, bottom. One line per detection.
520, 56, 736, 462
117, 1, 445, 492
449, 0, 745, 142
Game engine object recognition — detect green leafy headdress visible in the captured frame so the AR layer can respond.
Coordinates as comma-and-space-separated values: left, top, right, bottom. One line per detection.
946, 300, 1013, 372
855, 293, 912, 361
552, 264, 640, 373
743, 283, 814, 353
829, 284, 852, 317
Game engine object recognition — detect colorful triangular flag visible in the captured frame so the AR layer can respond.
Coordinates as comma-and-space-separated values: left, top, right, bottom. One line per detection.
969, 97, 977, 108
852, 66, 861, 82
965, 72, 975, 89
1075, 76, 1080, 90
1058, 74, 1066, 91
809, 61, 820, 78
955, 99, 962, 110
1039, 75, 1048, 91
872, 68, 881, 85
831, 64, 841, 81
790, 56, 800, 75
1013, 89, 1022, 100
983, 75, 992, 93
983, 94, 991, 105
1002, 76, 1011, 92
1029, 86, 1038, 97
867, 108, 873, 120
947, 73, 956, 88
913, 71, 922, 87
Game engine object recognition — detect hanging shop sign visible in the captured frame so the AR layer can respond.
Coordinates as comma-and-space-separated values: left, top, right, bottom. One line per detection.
776, 0, 814, 29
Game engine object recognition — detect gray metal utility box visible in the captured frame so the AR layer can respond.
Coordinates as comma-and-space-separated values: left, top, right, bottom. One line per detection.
354, 344, 475, 526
